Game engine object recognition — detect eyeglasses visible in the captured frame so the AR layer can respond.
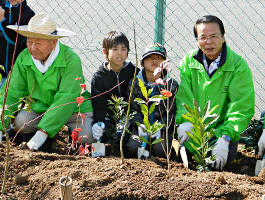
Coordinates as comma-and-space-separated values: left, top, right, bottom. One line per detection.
197, 34, 222, 42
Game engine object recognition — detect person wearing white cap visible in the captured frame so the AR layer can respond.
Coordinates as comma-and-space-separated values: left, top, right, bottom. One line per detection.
0, 12, 93, 151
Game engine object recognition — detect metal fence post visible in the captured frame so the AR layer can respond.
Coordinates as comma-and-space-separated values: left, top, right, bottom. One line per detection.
154, 0, 166, 45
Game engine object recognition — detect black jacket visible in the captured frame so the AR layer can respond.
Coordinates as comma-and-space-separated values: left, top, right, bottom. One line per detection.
91, 61, 139, 124
0, 1, 35, 77
129, 69, 179, 132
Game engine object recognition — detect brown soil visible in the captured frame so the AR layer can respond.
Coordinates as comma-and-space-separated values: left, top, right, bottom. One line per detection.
0, 131, 264, 200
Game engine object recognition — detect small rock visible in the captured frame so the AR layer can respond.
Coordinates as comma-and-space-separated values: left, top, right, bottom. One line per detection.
105, 167, 113, 172
250, 176, 264, 184
15, 174, 29, 185
19, 142, 29, 150
120, 165, 125, 169
215, 174, 227, 184
96, 157, 103, 162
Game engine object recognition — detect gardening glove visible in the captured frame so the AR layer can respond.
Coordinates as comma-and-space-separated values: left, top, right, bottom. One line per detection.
258, 130, 265, 157
211, 137, 229, 170
151, 129, 161, 139
177, 122, 193, 144
138, 124, 148, 137
27, 130, 48, 151
116, 118, 130, 130
92, 122, 105, 140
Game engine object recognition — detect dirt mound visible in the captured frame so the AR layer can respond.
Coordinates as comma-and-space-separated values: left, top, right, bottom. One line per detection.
0, 132, 264, 200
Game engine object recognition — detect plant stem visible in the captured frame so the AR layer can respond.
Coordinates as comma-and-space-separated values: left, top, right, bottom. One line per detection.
1, 3, 23, 194
120, 22, 138, 164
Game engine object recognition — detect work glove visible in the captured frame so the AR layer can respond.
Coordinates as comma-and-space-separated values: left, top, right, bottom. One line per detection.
258, 130, 265, 157
211, 137, 229, 170
92, 122, 105, 140
151, 129, 161, 139
27, 130, 48, 151
116, 118, 130, 131
138, 124, 148, 137
177, 122, 193, 144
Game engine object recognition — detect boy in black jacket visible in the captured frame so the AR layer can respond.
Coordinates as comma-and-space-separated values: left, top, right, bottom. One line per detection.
0, 0, 35, 85
127, 43, 179, 158
91, 31, 139, 145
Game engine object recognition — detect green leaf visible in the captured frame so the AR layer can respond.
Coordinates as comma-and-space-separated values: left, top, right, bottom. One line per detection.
183, 103, 194, 115
138, 78, 148, 99
151, 95, 164, 100
208, 105, 219, 115
139, 136, 149, 144
140, 104, 148, 117
151, 138, 164, 145
143, 116, 151, 130
193, 98, 201, 117
149, 102, 156, 115
202, 100, 210, 117
134, 98, 146, 104
147, 88, 153, 97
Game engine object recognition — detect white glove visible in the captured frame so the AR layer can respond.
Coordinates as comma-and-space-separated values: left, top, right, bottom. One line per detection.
151, 129, 161, 139
211, 137, 229, 170
92, 122, 105, 140
116, 118, 130, 130
177, 122, 193, 144
138, 124, 148, 137
27, 130, 48, 151
258, 130, 265, 157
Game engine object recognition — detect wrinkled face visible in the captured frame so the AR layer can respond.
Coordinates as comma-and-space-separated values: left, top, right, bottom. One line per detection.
143, 54, 165, 74
196, 22, 225, 60
26, 38, 57, 63
9, 0, 24, 6
103, 44, 128, 69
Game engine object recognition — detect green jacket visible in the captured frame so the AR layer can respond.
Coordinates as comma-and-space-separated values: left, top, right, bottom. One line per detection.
0, 42, 93, 138
175, 45, 255, 152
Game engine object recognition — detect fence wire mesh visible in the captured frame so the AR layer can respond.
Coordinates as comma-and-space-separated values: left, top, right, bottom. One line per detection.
27, 0, 265, 118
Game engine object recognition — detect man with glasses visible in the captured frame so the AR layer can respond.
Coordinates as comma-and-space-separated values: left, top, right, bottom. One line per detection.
175, 15, 255, 170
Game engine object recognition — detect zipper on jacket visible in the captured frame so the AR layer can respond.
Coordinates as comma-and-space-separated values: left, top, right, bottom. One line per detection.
9, 7, 11, 23
115, 71, 122, 96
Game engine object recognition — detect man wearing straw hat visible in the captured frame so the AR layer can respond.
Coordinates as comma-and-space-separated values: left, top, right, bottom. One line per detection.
0, 12, 93, 151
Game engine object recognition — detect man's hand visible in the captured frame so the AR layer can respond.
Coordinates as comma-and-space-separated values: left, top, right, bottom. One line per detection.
211, 137, 229, 170
27, 130, 48, 151
92, 122, 105, 140
0, 7, 5, 22
177, 122, 193, 144
258, 130, 265, 157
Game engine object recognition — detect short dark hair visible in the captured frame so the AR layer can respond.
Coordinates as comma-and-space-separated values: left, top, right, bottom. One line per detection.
102, 31, 130, 57
193, 15, 225, 38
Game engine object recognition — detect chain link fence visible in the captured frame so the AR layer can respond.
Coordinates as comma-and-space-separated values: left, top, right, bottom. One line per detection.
26, 0, 265, 118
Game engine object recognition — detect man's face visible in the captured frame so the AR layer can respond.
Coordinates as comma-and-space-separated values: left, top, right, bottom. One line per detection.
196, 22, 225, 60
9, 0, 24, 6
27, 38, 57, 63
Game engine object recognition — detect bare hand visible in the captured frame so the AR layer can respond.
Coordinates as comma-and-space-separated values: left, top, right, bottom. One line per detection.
0, 7, 5, 22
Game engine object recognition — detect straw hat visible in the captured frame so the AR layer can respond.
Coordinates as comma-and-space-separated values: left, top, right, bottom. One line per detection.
7, 12, 75, 39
